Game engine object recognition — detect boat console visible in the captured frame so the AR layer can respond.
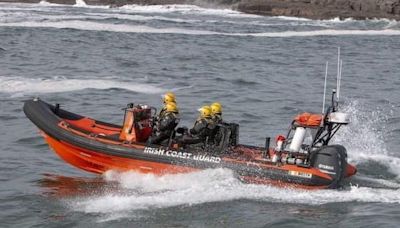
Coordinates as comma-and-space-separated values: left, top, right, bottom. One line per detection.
120, 103, 155, 143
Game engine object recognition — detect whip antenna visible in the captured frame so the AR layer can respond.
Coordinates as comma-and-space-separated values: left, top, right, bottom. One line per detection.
322, 61, 328, 114
338, 59, 343, 101
336, 47, 341, 100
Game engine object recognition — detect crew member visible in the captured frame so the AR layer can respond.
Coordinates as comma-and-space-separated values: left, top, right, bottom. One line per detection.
209, 102, 223, 145
189, 105, 215, 143
159, 92, 177, 117
148, 102, 180, 145
154, 91, 177, 129
210, 102, 223, 124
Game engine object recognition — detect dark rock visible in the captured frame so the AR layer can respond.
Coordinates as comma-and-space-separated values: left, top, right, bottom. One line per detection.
47, 0, 75, 4
236, 0, 400, 20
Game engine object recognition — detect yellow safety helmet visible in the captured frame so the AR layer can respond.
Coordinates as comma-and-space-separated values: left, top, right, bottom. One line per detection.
210, 102, 222, 115
165, 102, 179, 113
198, 105, 212, 118
163, 92, 176, 104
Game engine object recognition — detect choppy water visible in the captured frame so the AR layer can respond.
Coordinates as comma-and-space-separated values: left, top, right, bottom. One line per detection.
1, 2, 400, 227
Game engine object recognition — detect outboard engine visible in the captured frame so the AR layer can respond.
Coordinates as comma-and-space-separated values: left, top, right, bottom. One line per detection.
309, 145, 348, 188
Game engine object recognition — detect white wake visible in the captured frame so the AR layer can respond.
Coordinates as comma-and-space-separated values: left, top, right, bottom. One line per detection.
0, 76, 165, 97
65, 169, 400, 222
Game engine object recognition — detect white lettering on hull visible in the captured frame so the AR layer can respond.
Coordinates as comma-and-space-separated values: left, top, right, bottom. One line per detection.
143, 147, 221, 164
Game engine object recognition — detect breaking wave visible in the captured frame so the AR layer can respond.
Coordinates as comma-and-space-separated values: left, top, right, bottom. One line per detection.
74, 0, 87, 7
0, 76, 165, 97
1, 20, 400, 37
119, 4, 260, 18
0, 20, 220, 35
0, 2, 258, 18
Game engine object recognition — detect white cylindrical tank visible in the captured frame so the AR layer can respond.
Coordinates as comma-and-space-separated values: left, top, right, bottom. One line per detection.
275, 140, 283, 151
289, 127, 306, 152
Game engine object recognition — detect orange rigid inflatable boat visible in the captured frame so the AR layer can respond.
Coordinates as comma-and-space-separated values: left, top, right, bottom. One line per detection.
23, 93, 356, 189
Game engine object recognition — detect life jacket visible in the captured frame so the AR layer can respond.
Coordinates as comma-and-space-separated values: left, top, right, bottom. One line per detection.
294, 112, 322, 127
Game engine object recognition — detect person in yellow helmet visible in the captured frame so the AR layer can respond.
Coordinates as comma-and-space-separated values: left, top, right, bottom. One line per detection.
210, 102, 223, 124
208, 102, 223, 145
163, 92, 176, 104
159, 92, 177, 117
148, 102, 180, 145
188, 105, 215, 143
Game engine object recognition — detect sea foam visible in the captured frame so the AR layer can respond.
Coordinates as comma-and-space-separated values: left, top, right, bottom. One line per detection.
119, 4, 260, 18
65, 168, 400, 222
0, 76, 165, 97
1, 20, 400, 37
73, 0, 87, 7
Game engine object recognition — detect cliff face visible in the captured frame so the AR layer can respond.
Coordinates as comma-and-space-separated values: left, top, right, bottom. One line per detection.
1, 0, 399, 20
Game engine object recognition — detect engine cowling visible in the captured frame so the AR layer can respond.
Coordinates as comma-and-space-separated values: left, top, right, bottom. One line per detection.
309, 145, 348, 188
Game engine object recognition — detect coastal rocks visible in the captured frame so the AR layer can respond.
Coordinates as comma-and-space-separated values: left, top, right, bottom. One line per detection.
32, 0, 237, 7
236, 0, 400, 20
1, 0, 399, 20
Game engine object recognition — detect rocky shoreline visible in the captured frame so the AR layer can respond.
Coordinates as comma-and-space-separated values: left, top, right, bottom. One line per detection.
1, 0, 400, 20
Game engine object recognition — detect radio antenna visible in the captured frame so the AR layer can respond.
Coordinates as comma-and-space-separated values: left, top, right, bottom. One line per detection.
338, 59, 343, 101
336, 47, 341, 100
322, 61, 328, 114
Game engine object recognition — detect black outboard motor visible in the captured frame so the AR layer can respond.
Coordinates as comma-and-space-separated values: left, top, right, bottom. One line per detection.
309, 145, 348, 188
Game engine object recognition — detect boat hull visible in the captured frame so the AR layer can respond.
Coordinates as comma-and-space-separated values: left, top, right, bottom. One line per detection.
24, 99, 356, 190
43, 133, 197, 175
